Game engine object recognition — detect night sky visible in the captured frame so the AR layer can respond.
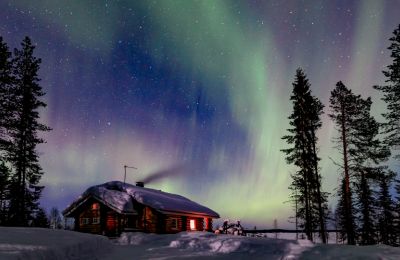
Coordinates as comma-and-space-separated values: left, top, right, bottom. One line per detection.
1, 0, 399, 228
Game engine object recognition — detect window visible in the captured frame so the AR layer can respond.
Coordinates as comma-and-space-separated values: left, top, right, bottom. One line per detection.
80, 218, 90, 225
190, 219, 196, 230
92, 203, 100, 210
171, 218, 178, 229
92, 217, 100, 224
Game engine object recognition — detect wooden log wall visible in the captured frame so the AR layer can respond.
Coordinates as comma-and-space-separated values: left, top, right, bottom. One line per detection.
142, 206, 159, 233
164, 215, 183, 233
72, 197, 216, 235
78, 202, 101, 234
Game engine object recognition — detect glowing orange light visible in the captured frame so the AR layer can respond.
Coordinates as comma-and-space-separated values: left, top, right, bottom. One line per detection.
190, 219, 196, 230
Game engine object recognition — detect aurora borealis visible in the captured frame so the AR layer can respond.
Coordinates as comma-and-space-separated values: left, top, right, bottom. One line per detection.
1, 0, 399, 228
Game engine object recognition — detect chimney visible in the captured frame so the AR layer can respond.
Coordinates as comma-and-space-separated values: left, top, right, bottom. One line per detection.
136, 181, 144, 187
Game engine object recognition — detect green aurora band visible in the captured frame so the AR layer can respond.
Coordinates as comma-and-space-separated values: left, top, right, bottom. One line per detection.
5, 0, 400, 227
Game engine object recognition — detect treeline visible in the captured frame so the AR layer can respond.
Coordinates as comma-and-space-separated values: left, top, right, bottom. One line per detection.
282, 24, 400, 246
0, 36, 50, 227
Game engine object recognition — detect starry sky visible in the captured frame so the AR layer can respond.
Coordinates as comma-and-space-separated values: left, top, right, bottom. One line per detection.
1, 0, 399, 228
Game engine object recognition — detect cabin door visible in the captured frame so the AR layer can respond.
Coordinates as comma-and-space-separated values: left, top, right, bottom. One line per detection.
106, 212, 117, 235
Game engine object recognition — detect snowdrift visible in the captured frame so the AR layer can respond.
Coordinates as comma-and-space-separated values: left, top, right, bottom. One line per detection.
0, 227, 112, 260
110, 231, 313, 259
112, 232, 400, 259
1, 227, 400, 259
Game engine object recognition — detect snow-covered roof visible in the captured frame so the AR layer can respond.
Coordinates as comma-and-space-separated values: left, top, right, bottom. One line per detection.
63, 183, 136, 216
63, 181, 219, 218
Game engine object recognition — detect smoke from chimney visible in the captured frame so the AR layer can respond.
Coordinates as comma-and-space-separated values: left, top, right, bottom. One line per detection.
140, 165, 186, 185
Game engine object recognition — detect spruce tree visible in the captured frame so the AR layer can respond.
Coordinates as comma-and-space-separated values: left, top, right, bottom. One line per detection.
31, 207, 49, 228
307, 96, 328, 243
335, 178, 356, 244
0, 37, 13, 152
282, 68, 328, 242
356, 167, 376, 245
0, 37, 13, 226
330, 82, 390, 245
377, 171, 396, 245
374, 24, 400, 158
6, 37, 50, 226
352, 97, 390, 245
0, 161, 10, 225
394, 179, 400, 246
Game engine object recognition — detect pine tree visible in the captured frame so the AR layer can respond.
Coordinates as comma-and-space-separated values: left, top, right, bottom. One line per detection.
282, 68, 328, 242
307, 96, 328, 243
377, 170, 396, 245
330, 82, 390, 245
373, 22, 400, 246
0, 36, 13, 152
393, 179, 400, 246
0, 36, 14, 226
31, 207, 49, 228
374, 24, 400, 159
0, 161, 10, 225
352, 97, 390, 245
335, 178, 356, 244
6, 37, 51, 226
356, 167, 376, 245
329, 81, 359, 245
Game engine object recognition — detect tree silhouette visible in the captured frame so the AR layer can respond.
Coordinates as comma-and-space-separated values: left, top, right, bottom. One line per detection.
330, 82, 390, 245
282, 68, 328, 243
374, 24, 400, 159
6, 37, 51, 226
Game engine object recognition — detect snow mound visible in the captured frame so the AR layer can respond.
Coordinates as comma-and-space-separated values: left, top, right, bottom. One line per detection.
301, 243, 400, 260
114, 231, 312, 259
0, 227, 112, 260
112, 232, 400, 259
116, 232, 166, 246
169, 232, 243, 253
3, 228, 400, 260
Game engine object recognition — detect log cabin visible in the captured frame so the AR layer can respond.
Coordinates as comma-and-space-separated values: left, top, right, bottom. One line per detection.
62, 181, 219, 236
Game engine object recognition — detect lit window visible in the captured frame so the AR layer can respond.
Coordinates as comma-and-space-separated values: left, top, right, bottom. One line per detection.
92, 203, 99, 210
92, 217, 100, 224
190, 219, 196, 230
171, 218, 178, 229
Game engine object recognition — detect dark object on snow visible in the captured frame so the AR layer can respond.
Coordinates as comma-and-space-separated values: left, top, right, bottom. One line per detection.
63, 181, 219, 236
135, 181, 144, 187
217, 220, 245, 236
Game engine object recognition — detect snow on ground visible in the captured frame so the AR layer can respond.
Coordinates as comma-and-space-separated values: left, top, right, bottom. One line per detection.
249, 232, 341, 244
301, 243, 400, 260
0, 227, 112, 260
108, 231, 314, 259
1, 228, 400, 259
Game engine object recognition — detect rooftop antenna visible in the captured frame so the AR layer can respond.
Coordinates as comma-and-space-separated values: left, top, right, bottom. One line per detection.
123, 165, 137, 185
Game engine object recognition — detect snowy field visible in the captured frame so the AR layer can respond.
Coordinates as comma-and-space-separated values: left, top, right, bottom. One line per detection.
0, 227, 111, 260
247, 232, 341, 244
1, 227, 400, 259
